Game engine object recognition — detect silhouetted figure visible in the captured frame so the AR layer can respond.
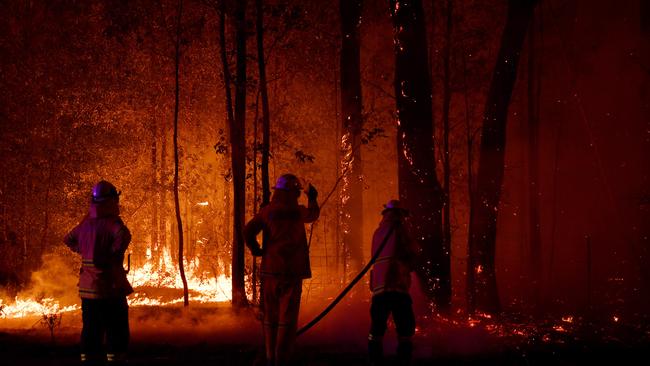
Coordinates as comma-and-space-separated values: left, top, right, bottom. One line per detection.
64, 181, 132, 366
368, 200, 417, 366
244, 174, 319, 366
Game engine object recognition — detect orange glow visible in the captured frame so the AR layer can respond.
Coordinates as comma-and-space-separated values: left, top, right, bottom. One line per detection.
1, 245, 232, 319
129, 245, 232, 305
0, 297, 79, 319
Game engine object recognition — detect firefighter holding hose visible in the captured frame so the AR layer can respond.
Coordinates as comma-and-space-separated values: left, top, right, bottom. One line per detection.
368, 200, 417, 366
244, 173, 319, 366
64, 180, 132, 366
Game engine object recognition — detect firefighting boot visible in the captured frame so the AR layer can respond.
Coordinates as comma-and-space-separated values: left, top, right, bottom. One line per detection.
367, 334, 384, 366
396, 336, 413, 366
80, 353, 104, 366
106, 352, 128, 366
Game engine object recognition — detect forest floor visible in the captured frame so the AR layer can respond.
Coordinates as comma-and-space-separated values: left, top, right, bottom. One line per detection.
1, 303, 650, 366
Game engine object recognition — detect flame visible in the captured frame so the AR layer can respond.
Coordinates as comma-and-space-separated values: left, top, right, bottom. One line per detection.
128, 245, 232, 305
1, 244, 233, 319
0, 297, 79, 319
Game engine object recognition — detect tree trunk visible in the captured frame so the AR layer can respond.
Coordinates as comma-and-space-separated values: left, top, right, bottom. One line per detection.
389, 0, 448, 311
441, 0, 452, 293
172, 0, 189, 307
467, 0, 537, 315
218, 0, 234, 281
254, 0, 272, 305
160, 109, 168, 268
460, 10, 476, 315
639, 0, 650, 309
231, 0, 248, 307
151, 116, 159, 256
340, 0, 364, 270
256, 0, 271, 207
526, 12, 542, 313
40, 150, 54, 253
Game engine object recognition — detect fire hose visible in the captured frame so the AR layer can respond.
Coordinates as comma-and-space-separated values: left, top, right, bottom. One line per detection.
296, 221, 397, 336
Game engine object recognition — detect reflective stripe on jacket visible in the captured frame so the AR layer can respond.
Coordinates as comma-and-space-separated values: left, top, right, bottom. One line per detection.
244, 190, 320, 279
64, 201, 133, 299
369, 212, 416, 295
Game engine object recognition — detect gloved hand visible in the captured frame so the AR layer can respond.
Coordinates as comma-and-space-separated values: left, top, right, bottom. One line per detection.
307, 184, 318, 201
250, 245, 263, 257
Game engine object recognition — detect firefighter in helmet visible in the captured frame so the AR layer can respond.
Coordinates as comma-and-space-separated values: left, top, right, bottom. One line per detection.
368, 200, 417, 366
244, 174, 319, 366
64, 180, 132, 366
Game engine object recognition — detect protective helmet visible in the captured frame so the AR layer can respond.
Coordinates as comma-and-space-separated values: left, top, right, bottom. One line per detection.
91, 180, 120, 203
272, 174, 302, 191
381, 199, 409, 216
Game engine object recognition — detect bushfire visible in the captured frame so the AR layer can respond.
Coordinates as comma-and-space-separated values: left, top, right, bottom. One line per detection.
0, 245, 232, 319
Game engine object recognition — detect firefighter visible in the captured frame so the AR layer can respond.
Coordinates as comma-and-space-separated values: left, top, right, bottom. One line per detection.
244, 174, 319, 366
368, 200, 417, 366
64, 180, 132, 366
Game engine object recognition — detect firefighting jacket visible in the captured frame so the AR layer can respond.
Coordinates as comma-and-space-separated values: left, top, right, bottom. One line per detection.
64, 202, 133, 299
244, 190, 320, 279
369, 212, 417, 295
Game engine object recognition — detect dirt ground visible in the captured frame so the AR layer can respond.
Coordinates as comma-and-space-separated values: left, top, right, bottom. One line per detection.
1, 304, 649, 365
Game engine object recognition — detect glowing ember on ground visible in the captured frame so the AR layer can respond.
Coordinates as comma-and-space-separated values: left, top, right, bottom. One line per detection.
562, 316, 574, 323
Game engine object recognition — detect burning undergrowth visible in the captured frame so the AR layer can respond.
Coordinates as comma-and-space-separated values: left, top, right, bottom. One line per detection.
2, 251, 649, 360
0, 245, 233, 324
0, 249, 80, 322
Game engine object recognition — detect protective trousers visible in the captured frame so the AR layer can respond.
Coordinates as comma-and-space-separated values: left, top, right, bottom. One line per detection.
81, 297, 129, 365
261, 277, 302, 366
368, 292, 415, 366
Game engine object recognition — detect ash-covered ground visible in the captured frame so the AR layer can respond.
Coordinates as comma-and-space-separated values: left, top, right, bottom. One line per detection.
2, 299, 650, 366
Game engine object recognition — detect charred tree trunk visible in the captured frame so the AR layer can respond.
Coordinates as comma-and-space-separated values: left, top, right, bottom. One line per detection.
461, 20, 476, 315
151, 117, 159, 254
256, 0, 271, 207
467, 0, 537, 315
172, 0, 189, 307
231, 0, 248, 307
389, 0, 449, 311
640, 0, 650, 308
39, 153, 54, 253
254, 0, 271, 305
340, 0, 364, 270
441, 0, 452, 278
526, 12, 542, 313
160, 109, 168, 265
218, 0, 234, 281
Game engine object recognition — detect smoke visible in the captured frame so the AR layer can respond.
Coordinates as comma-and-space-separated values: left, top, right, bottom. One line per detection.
17, 248, 81, 308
